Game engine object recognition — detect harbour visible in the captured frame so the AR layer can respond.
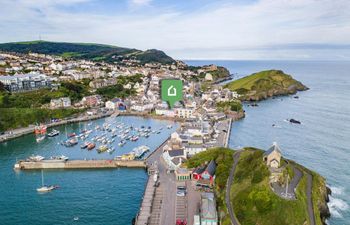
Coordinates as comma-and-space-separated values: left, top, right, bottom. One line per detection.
0, 115, 176, 225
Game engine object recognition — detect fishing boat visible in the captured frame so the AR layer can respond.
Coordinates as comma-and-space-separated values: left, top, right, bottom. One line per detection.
62, 138, 78, 147
36, 135, 46, 143
108, 138, 115, 144
118, 140, 126, 147
107, 147, 115, 154
80, 142, 89, 149
47, 129, 60, 137
131, 136, 139, 142
97, 145, 108, 153
49, 155, 69, 162
37, 170, 58, 193
87, 142, 95, 150
68, 133, 76, 138
132, 145, 150, 159
34, 124, 47, 135
28, 155, 45, 162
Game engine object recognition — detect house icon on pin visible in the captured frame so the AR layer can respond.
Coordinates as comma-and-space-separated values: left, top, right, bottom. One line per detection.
167, 85, 177, 97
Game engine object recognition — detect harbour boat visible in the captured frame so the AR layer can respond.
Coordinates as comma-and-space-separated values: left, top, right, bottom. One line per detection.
131, 136, 139, 142
62, 138, 78, 147
87, 142, 96, 150
37, 170, 58, 193
68, 133, 76, 138
36, 135, 46, 143
132, 145, 150, 159
156, 131, 161, 134
28, 155, 45, 162
108, 138, 115, 144
107, 147, 115, 154
49, 155, 69, 162
34, 124, 47, 134
47, 129, 60, 137
80, 142, 89, 149
97, 145, 108, 153
118, 140, 126, 147
167, 125, 173, 129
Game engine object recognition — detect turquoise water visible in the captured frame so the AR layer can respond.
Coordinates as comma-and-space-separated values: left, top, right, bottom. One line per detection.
0, 116, 177, 225
187, 60, 350, 225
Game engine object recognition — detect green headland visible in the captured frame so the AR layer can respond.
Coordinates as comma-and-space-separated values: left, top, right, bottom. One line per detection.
224, 70, 308, 101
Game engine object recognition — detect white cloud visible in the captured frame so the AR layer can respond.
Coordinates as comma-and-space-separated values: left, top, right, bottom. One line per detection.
0, 0, 349, 60
130, 0, 152, 6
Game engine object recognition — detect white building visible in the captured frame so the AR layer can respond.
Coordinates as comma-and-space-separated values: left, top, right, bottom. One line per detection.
176, 108, 194, 119
130, 103, 154, 112
50, 97, 71, 109
155, 108, 176, 117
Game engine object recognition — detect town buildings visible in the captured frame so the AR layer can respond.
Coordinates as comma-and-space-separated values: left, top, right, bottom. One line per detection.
0, 73, 55, 92
50, 97, 71, 109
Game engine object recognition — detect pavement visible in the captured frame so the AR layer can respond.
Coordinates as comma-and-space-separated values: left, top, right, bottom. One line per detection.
225, 151, 241, 225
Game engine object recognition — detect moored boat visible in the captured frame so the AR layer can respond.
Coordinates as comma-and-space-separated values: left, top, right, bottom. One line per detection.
47, 129, 60, 137
80, 142, 89, 149
49, 155, 69, 162
87, 142, 96, 150
97, 145, 108, 153
28, 155, 45, 162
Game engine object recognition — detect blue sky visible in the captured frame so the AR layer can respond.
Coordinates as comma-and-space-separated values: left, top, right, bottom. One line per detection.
1, 0, 350, 60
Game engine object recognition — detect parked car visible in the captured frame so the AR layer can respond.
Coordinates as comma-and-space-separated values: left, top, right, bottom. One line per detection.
176, 190, 185, 197
176, 219, 187, 225
177, 186, 187, 193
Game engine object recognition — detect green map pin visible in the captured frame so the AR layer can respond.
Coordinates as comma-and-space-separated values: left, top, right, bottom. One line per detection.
161, 79, 183, 108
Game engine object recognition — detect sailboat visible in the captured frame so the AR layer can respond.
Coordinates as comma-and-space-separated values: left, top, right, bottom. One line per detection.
36, 170, 58, 192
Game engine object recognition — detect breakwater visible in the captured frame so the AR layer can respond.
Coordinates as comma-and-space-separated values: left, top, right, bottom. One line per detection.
15, 159, 146, 170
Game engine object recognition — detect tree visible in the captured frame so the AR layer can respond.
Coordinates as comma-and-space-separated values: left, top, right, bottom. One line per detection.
0, 81, 6, 92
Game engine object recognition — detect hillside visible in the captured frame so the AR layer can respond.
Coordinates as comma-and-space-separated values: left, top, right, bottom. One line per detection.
0, 41, 175, 64
224, 70, 308, 101
185, 147, 330, 225
230, 148, 329, 225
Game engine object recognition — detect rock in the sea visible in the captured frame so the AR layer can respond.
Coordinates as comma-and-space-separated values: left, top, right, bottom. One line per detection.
289, 119, 301, 124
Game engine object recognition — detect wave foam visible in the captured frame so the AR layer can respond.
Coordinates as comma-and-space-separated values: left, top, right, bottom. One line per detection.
328, 196, 349, 218
330, 186, 345, 196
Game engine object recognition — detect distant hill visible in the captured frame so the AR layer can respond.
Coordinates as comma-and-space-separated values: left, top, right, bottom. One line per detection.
224, 70, 308, 101
0, 41, 176, 64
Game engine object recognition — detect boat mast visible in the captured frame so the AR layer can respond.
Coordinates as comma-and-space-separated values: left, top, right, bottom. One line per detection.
41, 170, 44, 186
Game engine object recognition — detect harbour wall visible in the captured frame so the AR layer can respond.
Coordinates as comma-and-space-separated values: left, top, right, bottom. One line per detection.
16, 159, 146, 170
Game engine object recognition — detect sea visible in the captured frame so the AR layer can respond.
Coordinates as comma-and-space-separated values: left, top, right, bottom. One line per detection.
0, 61, 349, 225
0, 116, 177, 225
187, 60, 350, 225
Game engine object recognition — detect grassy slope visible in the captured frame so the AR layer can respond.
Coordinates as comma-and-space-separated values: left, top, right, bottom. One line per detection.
231, 148, 309, 225
0, 40, 175, 64
224, 70, 307, 100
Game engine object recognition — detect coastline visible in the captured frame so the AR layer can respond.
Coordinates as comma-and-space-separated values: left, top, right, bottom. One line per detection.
0, 111, 113, 143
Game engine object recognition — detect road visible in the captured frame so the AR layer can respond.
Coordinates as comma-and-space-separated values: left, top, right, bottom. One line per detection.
271, 165, 303, 200
225, 151, 241, 225
146, 139, 177, 225
306, 172, 316, 225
